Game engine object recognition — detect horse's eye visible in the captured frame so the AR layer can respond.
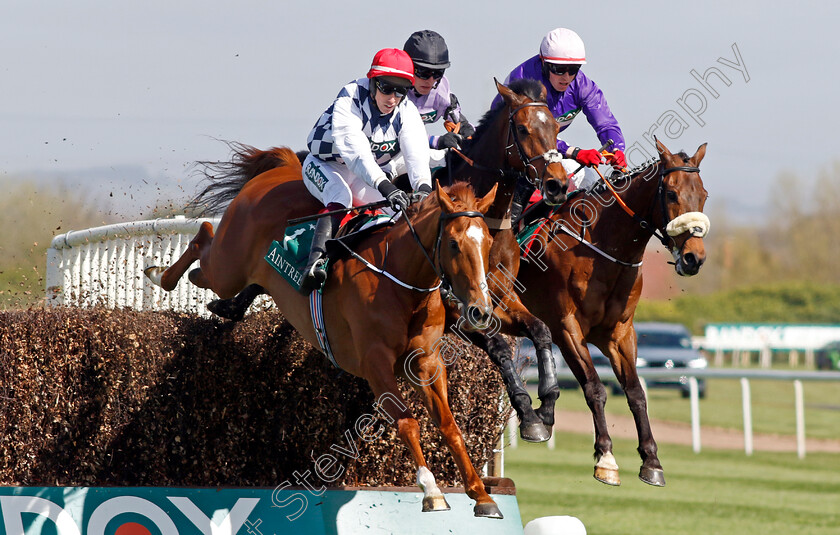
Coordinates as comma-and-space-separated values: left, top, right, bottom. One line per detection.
449, 239, 460, 253
516, 124, 529, 136
666, 191, 679, 203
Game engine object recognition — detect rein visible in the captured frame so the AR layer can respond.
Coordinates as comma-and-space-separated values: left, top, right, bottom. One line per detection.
539, 161, 705, 268
339, 207, 485, 297
449, 101, 562, 184
593, 163, 702, 248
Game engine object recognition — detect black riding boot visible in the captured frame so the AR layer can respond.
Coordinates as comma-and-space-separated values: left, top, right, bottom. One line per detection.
299, 216, 334, 294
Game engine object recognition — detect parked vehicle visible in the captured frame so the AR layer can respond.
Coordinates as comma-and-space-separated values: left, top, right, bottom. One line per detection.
815, 340, 840, 371
518, 340, 616, 390
519, 322, 708, 397
633, 322, 708, 398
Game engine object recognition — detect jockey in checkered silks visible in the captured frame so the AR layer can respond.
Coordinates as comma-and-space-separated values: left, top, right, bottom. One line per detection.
299, 48, 433, 294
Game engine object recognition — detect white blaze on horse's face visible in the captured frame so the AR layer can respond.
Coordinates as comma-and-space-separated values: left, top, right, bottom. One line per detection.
536, 110, 549, 124
465, 221, 492, 307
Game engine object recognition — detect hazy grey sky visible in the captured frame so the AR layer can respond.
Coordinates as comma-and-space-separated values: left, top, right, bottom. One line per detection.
2, 1, 837, 220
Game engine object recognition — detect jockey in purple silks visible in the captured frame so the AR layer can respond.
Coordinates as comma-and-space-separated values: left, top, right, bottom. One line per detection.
494, 28, 628, 218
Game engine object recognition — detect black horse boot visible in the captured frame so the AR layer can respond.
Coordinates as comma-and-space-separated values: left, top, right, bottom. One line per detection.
298, 215, 334, 294
510, 179, 536, 222
535, 348, 561, 432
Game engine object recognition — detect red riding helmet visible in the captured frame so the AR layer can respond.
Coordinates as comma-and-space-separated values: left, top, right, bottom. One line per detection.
367, 48, 415, 85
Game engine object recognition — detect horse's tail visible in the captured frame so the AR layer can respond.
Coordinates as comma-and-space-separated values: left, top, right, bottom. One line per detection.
189, 141, 302, 216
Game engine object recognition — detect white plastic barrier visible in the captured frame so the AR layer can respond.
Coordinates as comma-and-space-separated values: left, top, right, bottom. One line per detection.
524, 516, 587, 535
45, 215, 244, 316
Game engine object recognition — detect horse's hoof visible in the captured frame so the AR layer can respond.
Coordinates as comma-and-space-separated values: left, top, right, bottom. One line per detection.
594, 467, 621, 486
143, 266, 164, 287
473, 502, 504, 519
421, 494, 451, 512
520, 421, 551, 443
639, 467, 666, 487
207, 299, 245, 322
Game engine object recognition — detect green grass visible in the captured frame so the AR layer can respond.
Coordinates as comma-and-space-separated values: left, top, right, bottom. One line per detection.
550, 378, 840, 440
505, 434, 840, 534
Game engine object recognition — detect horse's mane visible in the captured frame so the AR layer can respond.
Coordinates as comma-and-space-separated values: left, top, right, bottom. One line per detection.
189, 142, 301, 216
464, 78, 547, 149
444, 181, 478, 207
403, 181, 478, 219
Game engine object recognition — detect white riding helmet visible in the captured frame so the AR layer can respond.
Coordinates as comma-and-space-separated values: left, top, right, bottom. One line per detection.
539, 28, 587, 65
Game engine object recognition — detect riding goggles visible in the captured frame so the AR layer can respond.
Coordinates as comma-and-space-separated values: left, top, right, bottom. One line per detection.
545, 63, 580, 76
414, 67, 445, 80
375, 79, 409, 97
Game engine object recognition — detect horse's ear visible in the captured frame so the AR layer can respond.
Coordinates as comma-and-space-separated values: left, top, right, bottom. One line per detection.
477, 183, 498, 215
690, 143, 708, 167
494, 78, 522, 108
654, 136, 675, 161
435, 181, 455, 214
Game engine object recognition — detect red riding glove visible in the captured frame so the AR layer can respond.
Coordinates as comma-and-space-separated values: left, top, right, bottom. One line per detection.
573, 148, 602, 167
605, 149, 627, 169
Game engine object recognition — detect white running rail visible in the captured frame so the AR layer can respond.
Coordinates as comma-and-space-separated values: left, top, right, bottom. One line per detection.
46, 215, 228, 316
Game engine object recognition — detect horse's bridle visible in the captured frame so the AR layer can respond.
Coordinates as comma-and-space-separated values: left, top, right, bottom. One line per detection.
338, 208, 486, 303
506, 102, 565, 187
601, 162, 706, 252
408, 209, 486, 301
449, 101, 563, 189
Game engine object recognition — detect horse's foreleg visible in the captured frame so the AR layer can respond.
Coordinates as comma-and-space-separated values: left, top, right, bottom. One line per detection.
144, 221, 214, 291
407, 350, 502, 520
465, 330, 550, 443
365, 362, 450, 514
611, 332, 665, 487
557, 323, 619, 486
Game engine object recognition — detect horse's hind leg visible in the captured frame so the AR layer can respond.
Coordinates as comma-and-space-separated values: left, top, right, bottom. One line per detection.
609, 330, 665, 487
556, 322, 620, 486
207, 284, 265, 321
403, 350, 502, 519
498, 300, 560, 431
465, 330, 550, 443
145, 221, 214, 291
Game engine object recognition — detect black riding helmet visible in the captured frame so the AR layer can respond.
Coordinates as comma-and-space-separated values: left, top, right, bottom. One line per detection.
403, 30, 451, 69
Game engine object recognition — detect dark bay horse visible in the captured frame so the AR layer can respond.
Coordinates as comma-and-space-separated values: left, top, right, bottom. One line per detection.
516, 138, 709, 486
439, 78, 570, 443
204, 79, 571, 444
145, 146, 506, 518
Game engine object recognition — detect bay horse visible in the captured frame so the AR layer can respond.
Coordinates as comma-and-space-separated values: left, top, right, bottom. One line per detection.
145, 146, 506, 518
516, 138, 709, 487
439, 78, 569, 443
203, 79, 571, 444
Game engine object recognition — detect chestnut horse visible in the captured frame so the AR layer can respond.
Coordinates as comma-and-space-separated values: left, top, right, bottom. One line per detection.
440, 78, 569, 443
145, 146, 506, 518
203, 79, 571, 444
517, 139, 709, 487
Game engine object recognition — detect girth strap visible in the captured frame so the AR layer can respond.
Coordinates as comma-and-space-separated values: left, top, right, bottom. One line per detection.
309, 289, 342, 369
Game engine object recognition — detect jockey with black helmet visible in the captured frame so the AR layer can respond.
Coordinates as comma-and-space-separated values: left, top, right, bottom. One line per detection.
299, 48, 433, 294
379, 30, 475, 181
403, 30, 475, 150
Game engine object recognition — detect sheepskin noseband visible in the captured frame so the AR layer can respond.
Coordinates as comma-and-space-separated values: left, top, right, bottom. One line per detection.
666, 212, 710, 238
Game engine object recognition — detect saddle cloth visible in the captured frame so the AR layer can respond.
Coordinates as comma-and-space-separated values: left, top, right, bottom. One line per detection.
264, 212, 393, 292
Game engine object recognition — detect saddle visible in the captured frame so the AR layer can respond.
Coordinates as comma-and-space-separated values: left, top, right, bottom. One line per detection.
265, 211, 395, 291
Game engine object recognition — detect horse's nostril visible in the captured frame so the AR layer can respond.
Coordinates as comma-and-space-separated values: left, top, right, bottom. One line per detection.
466, 305, 493, 329
683, 253, 696, 267
543, 179, 565, 199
